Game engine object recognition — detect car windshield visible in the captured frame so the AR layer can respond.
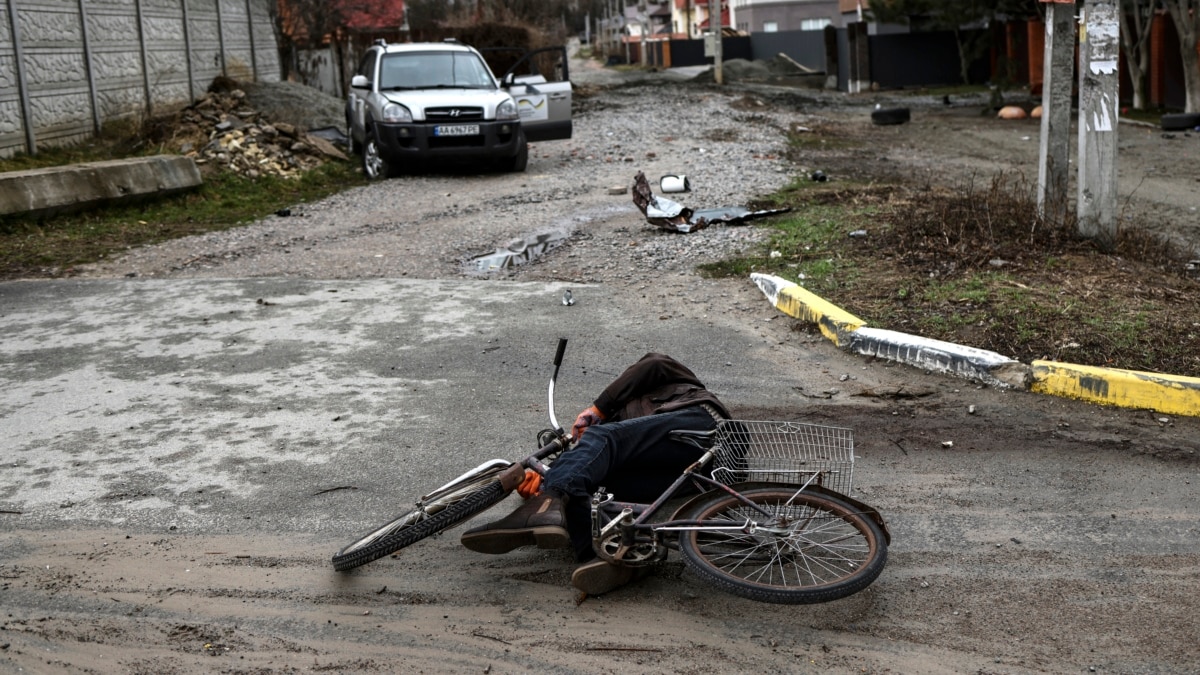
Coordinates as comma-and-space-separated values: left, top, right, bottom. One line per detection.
378, 51, 496, 90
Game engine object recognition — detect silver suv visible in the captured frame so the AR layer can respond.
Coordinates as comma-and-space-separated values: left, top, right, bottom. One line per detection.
346, 40, 572, 178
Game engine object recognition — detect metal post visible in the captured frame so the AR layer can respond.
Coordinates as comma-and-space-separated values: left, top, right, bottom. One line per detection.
1077, 0, 1120, 248
6, 0, 36, 154
1036, 1, 1075, 223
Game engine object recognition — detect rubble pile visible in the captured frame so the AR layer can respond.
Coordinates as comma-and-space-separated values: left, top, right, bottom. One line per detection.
157, 88, 348, 179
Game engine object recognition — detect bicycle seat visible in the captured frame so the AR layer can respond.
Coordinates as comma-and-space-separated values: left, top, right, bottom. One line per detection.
668, 428, 717, 449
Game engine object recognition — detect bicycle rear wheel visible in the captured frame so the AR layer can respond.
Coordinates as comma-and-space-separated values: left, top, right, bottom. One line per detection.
332, 469, 510, 571
677, 487, 887, 604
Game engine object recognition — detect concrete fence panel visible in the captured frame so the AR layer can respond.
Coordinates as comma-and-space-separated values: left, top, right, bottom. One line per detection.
0, 0, 279, 158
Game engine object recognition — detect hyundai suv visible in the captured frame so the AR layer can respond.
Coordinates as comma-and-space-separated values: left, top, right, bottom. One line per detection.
346, 40, 572, 178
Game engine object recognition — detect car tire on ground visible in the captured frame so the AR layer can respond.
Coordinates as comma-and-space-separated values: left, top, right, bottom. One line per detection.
871, 107, 911, 126
1160, 113, 1200, 131
362, 125, 399, 180
505, 133, 529, 173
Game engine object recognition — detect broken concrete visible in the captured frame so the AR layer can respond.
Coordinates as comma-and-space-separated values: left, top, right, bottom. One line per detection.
0, 155, 202, 219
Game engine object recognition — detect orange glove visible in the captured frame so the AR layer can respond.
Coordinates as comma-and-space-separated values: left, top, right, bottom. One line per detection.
517, 470, 543, 499
571, 404, 605, 440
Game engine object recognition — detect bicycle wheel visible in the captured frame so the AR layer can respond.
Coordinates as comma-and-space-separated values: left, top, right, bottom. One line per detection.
677, 487, 887, 604
332, 473, 510, 571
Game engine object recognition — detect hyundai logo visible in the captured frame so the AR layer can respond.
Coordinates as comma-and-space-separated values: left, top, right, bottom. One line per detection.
448, 109, 461, 117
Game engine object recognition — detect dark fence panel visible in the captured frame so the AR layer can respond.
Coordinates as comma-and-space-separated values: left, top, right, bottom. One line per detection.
869, 30, 989, 88
749, 30, 826, 72
666, 36, 753, 68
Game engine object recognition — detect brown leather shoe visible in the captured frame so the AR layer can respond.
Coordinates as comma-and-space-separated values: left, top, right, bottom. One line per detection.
460, 493, 570, 554
571, 559, 640, 596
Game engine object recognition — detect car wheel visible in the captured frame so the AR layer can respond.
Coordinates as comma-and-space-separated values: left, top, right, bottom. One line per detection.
1160, 113, 1200, 131
871, 107, 911, 125
504, 132, 528, 173
362, 127, 397, 180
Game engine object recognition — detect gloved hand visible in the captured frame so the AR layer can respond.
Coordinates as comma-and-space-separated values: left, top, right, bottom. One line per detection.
517, 469, 542, 499
571, 404, 605, 440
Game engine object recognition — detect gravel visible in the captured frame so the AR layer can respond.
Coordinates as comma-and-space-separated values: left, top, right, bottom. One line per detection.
79, 66, 823, 287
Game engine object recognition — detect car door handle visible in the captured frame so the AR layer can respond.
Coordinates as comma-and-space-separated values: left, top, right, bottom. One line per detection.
549, 93, 568, 100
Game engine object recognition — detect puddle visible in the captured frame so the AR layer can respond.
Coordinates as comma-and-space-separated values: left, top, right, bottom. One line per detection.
468, 231, 568, 273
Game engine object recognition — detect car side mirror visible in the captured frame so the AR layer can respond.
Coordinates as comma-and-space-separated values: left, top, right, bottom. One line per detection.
501, 73, 516, 88
351, 74, 369, 89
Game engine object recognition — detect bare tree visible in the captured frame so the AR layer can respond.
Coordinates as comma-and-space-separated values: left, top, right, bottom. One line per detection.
1162, 0, 1200, 112
1120, 0, 1159, 110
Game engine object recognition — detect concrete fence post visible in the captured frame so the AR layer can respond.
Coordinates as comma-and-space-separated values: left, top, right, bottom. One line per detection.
6, 0, 36, 154
215, 0, 226, 76
134, 0, 152, 115
77, 0, 101, 135
182, 0, 196, 100
244, 0, 257, 80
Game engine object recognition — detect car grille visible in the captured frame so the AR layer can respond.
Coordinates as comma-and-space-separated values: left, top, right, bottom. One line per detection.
426, 106, 484, 121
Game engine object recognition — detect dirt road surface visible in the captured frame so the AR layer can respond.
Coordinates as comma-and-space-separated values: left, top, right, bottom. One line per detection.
3, 61, 1200, 674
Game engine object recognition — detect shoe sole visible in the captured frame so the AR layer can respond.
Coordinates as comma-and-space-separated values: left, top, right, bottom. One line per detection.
460, 526, 570, 554
571, 561, 637, 595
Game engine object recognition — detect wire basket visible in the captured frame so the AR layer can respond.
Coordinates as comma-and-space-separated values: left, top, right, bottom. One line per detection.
709, 420, 855, 495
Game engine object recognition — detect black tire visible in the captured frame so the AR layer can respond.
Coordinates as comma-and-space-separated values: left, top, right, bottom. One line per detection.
504, 132, 528, 173
678, 487, 887, 604
361, 124, 399, 179
1160, 113, 1200, 131
871, 107, 910, 126
332, 480, 508, 571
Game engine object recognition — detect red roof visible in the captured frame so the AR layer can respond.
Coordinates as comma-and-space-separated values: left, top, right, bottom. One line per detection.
698, 8, 731, 29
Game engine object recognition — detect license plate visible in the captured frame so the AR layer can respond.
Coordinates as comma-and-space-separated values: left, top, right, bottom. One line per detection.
433, 125, 480, 137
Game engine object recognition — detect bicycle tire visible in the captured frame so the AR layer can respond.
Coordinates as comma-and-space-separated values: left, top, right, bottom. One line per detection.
332, 480, 509, 571
677, 487, 887, 604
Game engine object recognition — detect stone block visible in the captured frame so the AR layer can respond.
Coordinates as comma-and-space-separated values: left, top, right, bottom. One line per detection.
0, 154, 202, 218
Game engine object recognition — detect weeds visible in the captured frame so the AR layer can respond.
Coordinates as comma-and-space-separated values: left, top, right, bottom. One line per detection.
702, 171, 1200, 377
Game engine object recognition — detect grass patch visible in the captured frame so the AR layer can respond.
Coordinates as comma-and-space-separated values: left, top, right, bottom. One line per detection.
703, 172, 1200, 378
1, 160, 364, 278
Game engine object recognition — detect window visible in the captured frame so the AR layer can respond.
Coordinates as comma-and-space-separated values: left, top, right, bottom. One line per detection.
379, 52, 495, 91
801, 18, 831, 31
763, 21, 778, 33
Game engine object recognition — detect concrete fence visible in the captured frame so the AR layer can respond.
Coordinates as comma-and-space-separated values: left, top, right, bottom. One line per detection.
1, 0, 281, 158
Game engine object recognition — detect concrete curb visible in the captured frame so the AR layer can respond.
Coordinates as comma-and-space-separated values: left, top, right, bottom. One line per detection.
751, 273, 1200, 417
0, 155, 202, 218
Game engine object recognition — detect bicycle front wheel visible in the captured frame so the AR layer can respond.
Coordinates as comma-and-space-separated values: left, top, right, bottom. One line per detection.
678, 487, 887, 604
332, 471, 510, 571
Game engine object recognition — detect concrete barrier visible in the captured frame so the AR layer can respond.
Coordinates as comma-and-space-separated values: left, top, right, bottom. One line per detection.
751, 272, 1200, 417
0, 155, 202, 219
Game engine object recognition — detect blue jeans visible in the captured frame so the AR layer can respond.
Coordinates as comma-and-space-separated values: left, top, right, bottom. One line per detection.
543, 406, 718, 560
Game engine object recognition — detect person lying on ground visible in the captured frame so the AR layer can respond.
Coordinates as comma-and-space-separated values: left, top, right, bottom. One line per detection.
461, 352, 730, 595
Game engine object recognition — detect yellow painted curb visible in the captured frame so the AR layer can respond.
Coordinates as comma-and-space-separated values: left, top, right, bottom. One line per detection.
751, 273, 865, 347
1031, 361, 1200, 417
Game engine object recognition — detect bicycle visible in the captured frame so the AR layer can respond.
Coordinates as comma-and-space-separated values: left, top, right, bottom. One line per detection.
332, 339, 890, 604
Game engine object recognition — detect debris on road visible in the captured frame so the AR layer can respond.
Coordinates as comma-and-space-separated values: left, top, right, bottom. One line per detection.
631, 171, 790, 233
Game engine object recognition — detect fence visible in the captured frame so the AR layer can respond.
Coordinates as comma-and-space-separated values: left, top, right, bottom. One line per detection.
1, 0, 281, 158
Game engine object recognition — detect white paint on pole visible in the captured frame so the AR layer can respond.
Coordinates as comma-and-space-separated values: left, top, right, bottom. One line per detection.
1076, 0, 1120, 247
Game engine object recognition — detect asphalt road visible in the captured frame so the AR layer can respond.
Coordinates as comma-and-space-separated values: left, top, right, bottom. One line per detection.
0, 276, 852, 535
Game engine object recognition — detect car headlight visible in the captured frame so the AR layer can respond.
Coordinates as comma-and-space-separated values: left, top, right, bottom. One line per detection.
497, 99, 519, 121
382, 103, 412, 124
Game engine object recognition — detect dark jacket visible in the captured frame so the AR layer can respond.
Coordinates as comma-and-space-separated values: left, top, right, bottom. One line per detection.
592, 353, 730, 423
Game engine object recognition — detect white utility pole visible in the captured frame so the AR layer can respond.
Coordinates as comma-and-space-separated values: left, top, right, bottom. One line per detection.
1036, 0, 1075, 223
708, 0, 723, 84
1076, 0, 1120, 248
